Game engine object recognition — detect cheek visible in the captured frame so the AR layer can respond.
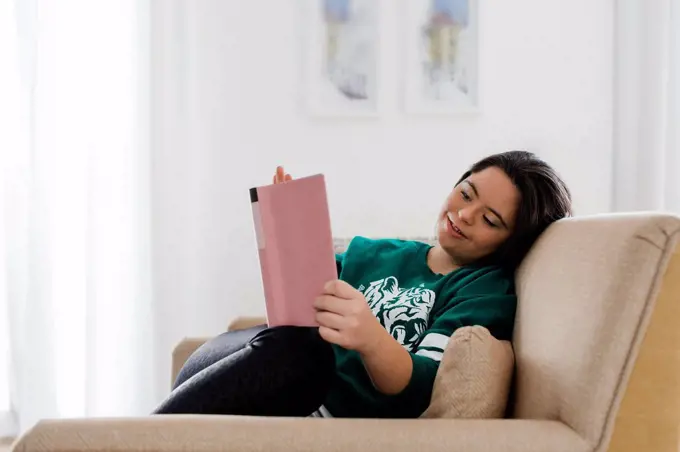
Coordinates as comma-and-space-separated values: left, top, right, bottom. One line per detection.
474, 229, 510, 252
439, 197, 453, 216
444, 193, 461, 211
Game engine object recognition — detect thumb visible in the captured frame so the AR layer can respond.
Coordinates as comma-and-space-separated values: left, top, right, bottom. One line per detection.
323, 280, 358, 299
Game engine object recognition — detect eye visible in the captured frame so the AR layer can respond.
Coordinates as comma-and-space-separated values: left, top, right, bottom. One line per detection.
461, 190, 472, 202
483, 216, 499, 228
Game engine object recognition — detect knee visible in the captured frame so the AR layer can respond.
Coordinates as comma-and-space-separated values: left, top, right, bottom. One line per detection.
250, 326, 335, 368
250, 325, 322, 348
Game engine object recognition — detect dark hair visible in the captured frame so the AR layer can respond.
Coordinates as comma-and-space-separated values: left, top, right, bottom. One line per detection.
457, 150, 573, 271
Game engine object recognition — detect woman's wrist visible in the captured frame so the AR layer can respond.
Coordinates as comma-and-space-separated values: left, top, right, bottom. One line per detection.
357, 323, 391, 358
359, 328, 413, 395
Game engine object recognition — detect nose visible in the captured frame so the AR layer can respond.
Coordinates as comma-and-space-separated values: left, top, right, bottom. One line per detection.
458, 207, 474, 225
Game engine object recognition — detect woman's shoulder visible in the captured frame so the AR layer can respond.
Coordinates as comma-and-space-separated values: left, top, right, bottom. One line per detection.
441, 263, 516, 297
341, 236, 432, 255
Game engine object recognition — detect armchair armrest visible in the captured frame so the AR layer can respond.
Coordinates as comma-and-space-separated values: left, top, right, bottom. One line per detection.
13, 417, 589, 452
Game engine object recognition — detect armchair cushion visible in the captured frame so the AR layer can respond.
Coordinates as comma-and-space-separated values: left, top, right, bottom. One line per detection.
421, 325, 514, 419
13, 416, 588, 452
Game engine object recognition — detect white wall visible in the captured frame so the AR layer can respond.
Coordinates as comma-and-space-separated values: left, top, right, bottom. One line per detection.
150, 0, 613, 401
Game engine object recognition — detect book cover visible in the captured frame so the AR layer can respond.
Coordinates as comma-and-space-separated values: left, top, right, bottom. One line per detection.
249, 174, 337, 327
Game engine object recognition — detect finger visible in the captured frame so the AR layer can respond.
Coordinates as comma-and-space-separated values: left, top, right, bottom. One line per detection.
315, 310, 346, 330
272, 174, 276, 184
323, 279, 358, 299
276, 166, 284, 183
314, 295, 346, 314
284, 174, 292, 182
318, 326, 345, 347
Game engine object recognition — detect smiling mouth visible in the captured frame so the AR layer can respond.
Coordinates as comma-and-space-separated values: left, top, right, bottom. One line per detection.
446, 213, 468, 239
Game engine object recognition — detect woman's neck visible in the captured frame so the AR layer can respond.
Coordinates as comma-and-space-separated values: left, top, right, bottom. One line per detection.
427, 245, 460, 275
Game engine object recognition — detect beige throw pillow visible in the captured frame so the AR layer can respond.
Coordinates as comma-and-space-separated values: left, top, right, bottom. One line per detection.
421, 325, 515, 419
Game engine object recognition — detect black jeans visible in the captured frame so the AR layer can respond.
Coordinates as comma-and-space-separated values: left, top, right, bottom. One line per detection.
153, 325, 336, 417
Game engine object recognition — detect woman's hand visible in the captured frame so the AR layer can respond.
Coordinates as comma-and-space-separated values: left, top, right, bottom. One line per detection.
272, 166, 293, 184
315, 279, 414, 395
314, 280, 387, 355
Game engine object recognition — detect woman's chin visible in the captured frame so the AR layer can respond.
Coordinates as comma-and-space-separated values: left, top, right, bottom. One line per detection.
437, 234, 459, 255
436, 229, 450, 246
437, 226, 458, 246
436, 234, 474, 264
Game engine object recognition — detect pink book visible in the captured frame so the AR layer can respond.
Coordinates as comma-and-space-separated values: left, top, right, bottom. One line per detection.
250, 174, 337, 327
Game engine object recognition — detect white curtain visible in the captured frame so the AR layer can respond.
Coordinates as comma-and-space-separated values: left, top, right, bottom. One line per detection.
0, 0, 155, 435
0, 0, 24, 438
613, 0, 680, 212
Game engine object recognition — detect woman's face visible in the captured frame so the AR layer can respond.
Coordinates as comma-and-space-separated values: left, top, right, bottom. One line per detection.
437, 166, 520, 265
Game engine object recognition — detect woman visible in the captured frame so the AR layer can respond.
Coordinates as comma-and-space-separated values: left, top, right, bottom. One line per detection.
153, 150, 572, 418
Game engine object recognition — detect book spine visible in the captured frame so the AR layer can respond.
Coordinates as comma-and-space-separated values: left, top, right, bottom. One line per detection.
251, 189, 271, 325
250, 187, 285, 326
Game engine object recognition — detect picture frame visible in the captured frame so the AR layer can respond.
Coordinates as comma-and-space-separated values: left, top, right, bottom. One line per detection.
402, 0, 480, 115
300, 0, 381, 117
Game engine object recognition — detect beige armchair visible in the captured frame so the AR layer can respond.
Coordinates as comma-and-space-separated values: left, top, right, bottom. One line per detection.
10, 213, 680, 452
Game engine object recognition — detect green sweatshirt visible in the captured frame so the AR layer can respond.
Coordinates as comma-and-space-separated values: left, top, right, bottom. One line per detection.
323, 236, 517, 418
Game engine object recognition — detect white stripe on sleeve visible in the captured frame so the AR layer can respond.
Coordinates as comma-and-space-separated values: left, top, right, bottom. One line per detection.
310, 405, 334, 418
418, 333, 450, 351
415, 349, 444, 362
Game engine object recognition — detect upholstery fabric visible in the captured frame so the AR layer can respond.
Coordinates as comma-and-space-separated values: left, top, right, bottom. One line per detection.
12, 417, 587, 452
511, 213, 680, 450
421, 325, 514, 419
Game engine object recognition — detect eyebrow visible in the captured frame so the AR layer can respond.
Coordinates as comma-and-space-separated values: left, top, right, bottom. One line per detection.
465, 180, 509, 229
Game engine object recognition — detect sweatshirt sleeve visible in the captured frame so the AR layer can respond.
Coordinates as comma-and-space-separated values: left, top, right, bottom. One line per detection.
335, 252, 345, 276
384, 267, 517, 417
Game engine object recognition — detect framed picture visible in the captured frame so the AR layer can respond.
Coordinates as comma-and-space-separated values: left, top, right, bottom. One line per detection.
402, 0, 479, 114
301, 0, 380, 117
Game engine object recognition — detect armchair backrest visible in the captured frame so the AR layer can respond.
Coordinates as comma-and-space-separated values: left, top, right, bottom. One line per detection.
511, 213, 680, 451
